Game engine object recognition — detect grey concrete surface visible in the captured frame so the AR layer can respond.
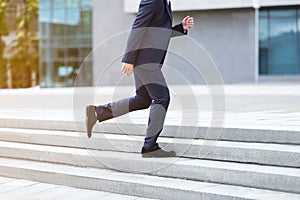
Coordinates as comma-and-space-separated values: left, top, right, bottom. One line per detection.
0, 118, 299, 145
0, 157, 300, 200
0, 127, 299, 168
0, 84, 300, 199
0, 176, 154, 200
0, 140, 299, 194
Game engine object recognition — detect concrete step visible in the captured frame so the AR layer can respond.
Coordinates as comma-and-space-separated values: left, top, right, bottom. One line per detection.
0, 127, 299, 168
0, 157, 299, 200
0, 118, 299, 145
0, 140, 299, 194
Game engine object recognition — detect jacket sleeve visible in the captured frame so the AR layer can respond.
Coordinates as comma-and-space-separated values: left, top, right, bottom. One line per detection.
121, 0, 159, 65
171, 23, 188, 37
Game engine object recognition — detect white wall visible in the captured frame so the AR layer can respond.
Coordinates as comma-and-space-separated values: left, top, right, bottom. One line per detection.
123, 0, 300, 13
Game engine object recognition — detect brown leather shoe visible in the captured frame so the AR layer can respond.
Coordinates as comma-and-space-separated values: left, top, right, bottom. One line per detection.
141, 147, 176, 158
86, 105, 97, 138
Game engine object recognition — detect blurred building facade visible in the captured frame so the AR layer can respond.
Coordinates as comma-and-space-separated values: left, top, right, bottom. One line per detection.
39, 0, 93, 87
12, 0, 297, 87
2, 0, 300, 88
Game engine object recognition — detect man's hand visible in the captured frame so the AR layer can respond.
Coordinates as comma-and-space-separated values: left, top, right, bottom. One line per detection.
121, 63, 134, 76
182, 16, 194, 31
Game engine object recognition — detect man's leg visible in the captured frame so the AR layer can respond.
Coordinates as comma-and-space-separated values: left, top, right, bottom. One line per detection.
95, 85, 152, 122
95, 73, 152, 122
86, 73, 152, 137
143, 83, 170, 150
134, 65, 175, 157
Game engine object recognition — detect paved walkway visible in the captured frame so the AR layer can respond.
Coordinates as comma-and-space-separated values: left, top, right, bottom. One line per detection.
0, 84, 299, 131
0, 176, 152, 200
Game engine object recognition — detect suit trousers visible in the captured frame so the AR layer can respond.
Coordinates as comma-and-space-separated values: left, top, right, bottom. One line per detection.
96, 64, 170, 150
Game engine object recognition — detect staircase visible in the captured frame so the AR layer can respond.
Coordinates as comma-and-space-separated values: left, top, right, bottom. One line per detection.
0, 117, 299, 200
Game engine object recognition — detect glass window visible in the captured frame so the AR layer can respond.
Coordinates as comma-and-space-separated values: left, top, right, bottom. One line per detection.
53, 62, 67, 81
269, 18, 297, 74
58, 66, 74, 77
56, 49, 67, 58
67, 48, 79, 59
39, 10, 51, 24
52, 24, 65, 36
81, 10, 92, 35
39, 0, 51, 10
270, 9, 296, 17
52, 38, 68, 47
259, 18, 269, 47
81, 48, 92, 58
259, 18, 269, 75
39, 22, 51, 37
53, 0, 65, 8
53, 8, 66, 24
81, 0, 93, 7
66, 8, 81, 26
39, 62, 48, 87
81, 36, 92, 45
298, 17, 300, 73
259, 7, 300, 75
40, 48, 46, 59
259, 49, 269, 75
66, 25, 80, 36
260, 10, 268, 18
39, 0, 93, 87
39, 40, 47, 48
51, 48, 60, 59
67, 0, 79, 8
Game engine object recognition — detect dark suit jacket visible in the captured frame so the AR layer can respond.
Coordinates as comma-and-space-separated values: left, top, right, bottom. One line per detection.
122, 0, 187, 67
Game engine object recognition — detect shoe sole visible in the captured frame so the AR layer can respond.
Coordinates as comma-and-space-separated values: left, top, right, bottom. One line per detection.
141, 153, 176, 158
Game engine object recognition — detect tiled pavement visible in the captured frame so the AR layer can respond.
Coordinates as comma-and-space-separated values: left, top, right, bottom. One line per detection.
0, 176, 154, 200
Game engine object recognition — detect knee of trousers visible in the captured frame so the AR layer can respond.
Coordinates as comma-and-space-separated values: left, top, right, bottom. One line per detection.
153, 94, 170, 110
135, 96, 152, 109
